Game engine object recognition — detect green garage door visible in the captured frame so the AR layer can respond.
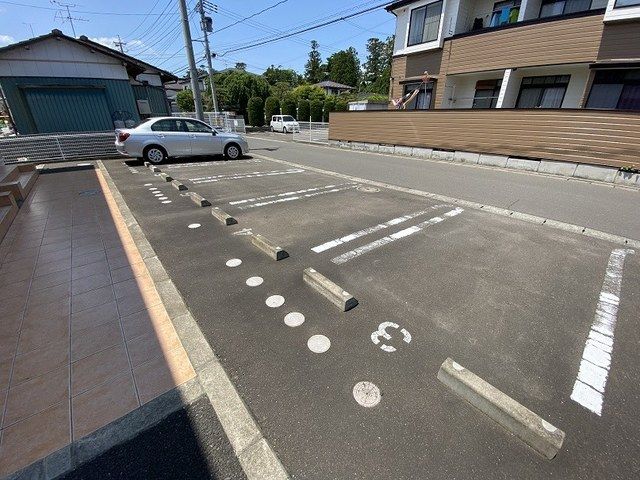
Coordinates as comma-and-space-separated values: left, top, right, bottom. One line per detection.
24, 87, 114, 133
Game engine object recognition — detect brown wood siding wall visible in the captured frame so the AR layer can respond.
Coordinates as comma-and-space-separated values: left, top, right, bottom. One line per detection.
443, 14, 605, 75
390, 56, 407, 101
329, 110, 640, 169
598, 23, 640, 61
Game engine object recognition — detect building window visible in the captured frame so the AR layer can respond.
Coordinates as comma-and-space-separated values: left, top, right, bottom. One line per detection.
615, 0, 640, 6
515, 75, 570, 108
407, 1, 443, 46
473, 79, 502, 108
586, 70, 640, 110
539, 0, 592, 18
403, 81, 435, 109
490, 1, 521, 27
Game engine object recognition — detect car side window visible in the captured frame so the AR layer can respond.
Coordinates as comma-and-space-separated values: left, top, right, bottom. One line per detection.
151, 119, 181, 132
183, 120, 212, 133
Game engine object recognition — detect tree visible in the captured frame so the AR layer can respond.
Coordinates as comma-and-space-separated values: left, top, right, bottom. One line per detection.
297, 99, 310, 121
221, 71, 270, 120
291, 85, 326, 102
304, 40, 324, 84
176, 89, 194, 111
264, 96, 280, 122
248, 97, 264, 126
363, 38, 384, 86
263, 65, 300, 86
310, 99, 323, 122
365, 36, 394, 95
335, 98, 349, 112
326, 47, 360, 88
323, 97, 336, 122
235, 62, 247, 71
270, 81, 293, 100
282, 97, 297, 117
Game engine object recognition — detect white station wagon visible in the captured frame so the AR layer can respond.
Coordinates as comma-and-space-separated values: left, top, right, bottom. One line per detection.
115, 116, 249, 163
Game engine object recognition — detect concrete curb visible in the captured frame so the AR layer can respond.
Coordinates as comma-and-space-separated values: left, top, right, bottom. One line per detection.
251, 233, 289, 261
95, 161, 289, 480
159, 172, 173, 182
171, 179, 187, 191
303, 267, 358, 312
187, 192, 211, 207
252, 153, 640, 249
211, 206, 238, 225
437, 358, 565, 460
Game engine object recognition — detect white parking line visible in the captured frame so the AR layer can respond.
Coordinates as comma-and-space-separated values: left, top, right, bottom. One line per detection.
166, 159, 261, 169
331, 207, 464, 265
570, 248, 635, 416
312, 205, 450, 253
190, 168, 304, 184
238, 184, 357, 210
229, 183, 353, 205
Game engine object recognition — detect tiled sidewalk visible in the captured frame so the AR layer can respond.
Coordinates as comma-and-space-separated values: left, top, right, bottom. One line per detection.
0, 165, 195, 477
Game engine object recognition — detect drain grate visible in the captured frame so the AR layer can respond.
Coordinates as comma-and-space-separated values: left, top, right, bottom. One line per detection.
78, 189, 99, 197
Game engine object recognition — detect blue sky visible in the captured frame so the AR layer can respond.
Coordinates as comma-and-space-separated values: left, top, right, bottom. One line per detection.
0, 0, 395, 76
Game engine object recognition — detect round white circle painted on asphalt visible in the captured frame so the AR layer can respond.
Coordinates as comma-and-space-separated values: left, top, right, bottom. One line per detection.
307, 334, 330, 353
246, 276, 264, 287
265, 295, 285, 308
353, 381, 381, 407
284, 312, 305, 327
226, 258, 242, 267
161, 200, 172, 204
188, 223, 201, 229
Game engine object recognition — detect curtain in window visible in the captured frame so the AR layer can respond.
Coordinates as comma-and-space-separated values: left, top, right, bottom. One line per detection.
618, 85, 640, 110
564, 0, 591, 13
517, 88, 542, 108
540, 1, 565, 17
423, 2, 443, 41
586, 84, 623, 109
408, 8, 425, 46
539, 86, 565, 108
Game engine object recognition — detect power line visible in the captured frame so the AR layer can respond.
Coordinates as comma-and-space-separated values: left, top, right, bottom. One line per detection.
122, 0, 163, 39
214, 0, 287, 34
0, 0, 180, 15
220, 1, 394, 55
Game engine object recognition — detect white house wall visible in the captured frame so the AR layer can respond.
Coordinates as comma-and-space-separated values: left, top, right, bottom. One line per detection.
442, 70, 506, 108
135, 73, 163, 86
0, 37, 129, 80
392, 0, 453, 56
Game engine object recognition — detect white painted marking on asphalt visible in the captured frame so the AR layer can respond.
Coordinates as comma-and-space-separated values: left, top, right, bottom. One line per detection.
353, 381, 381, 407
233, 228, 253, 236
246, 276, 264, 287
541, 420, 557, 433
149, 187, 158, 191
307, 334, 330, 353
161, 200, 172, 204
190, 168, 305, 184
188, 223, 201, 229
284, 312, 305, 327
144, 183, 152, 186
266, 295, 285, 308
229, 184, 351, 205
312, 206, 450, 253
159, 197, 168, 201
154, 192, 163, 196
239, 185, 357, 210
226, 258, 242, 267
370, 322, 412, 353
331, 207, 464, 264
570, 248, 634, 415
166, 159, 262, 169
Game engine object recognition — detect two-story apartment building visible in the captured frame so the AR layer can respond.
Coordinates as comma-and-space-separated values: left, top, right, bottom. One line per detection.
387, 0, 640, 111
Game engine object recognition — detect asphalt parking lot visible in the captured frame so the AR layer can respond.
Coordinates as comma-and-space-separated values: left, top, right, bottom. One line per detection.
103, 151, 639, 479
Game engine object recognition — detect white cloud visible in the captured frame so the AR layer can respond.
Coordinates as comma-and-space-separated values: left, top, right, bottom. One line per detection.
0, 34, 15, 47
89, 37, 145, 52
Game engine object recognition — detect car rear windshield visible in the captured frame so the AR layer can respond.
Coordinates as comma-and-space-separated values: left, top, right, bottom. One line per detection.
283, 116, 295, 122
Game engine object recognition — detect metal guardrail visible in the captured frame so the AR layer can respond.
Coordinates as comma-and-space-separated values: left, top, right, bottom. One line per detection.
293, 122, 329, 144
0, 132, 118, 164
173, 112, 247, 134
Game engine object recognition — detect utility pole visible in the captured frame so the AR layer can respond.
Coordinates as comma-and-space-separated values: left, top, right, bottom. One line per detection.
197, 0, 218, 113
178, 0, 204, 120
114, 35, 126, 53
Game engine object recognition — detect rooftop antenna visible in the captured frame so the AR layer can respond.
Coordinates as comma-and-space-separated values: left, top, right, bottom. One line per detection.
51, 0, 88, 37
23, 22, 35, 37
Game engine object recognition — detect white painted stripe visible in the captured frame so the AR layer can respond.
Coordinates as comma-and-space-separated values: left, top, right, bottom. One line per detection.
167, 159, 261, 169
238, 185, 356, 210
312, 206, 450, 253
229, 183, 350, 205
331, 207, 464, 265
190, 168, 304, 184
570, 248, 634, 415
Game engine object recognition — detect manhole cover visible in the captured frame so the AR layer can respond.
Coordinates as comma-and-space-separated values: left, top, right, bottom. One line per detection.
357, 186, 379, 193
78, 189, 99, 197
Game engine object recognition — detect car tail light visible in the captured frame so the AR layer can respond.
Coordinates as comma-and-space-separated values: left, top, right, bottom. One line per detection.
117, 132, 130, 142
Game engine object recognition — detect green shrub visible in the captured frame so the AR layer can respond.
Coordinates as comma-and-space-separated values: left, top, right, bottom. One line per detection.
282, 97, 297, 118
247, 96, 265, 126
176, 89, 194, 112
323, 97, 336, 122
310, 99, 323, 122
264, 96, 280, 123
297, 99, 311, 121
335, 99, 349, 112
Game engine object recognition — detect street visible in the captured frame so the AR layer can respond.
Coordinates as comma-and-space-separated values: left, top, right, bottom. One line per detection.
102, 140, 640, 480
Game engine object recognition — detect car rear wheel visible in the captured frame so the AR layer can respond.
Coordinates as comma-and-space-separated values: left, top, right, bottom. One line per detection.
270, 126, 274, 132
143, 145, 167, 164
224, 143, 241, 160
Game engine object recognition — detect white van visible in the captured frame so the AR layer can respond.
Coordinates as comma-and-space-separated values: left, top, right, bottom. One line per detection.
270, 115, 300, 133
